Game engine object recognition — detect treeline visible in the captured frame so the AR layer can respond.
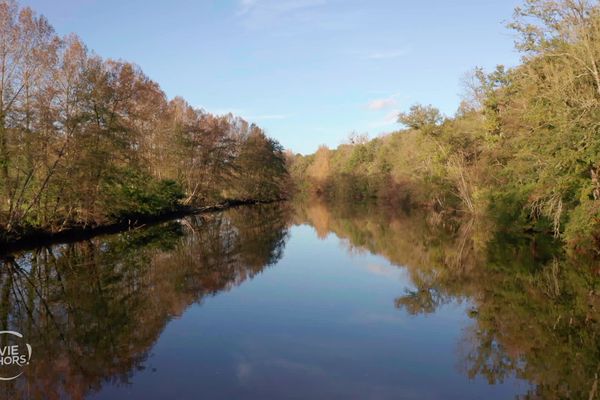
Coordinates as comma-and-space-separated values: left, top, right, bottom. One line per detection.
291, 0, 600, 255
0, 0, 288, 239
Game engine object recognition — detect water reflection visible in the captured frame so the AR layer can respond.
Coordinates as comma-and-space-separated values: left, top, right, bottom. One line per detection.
0, 204, 290, 399
295, 201, 600, 400
0, 201, 599, 399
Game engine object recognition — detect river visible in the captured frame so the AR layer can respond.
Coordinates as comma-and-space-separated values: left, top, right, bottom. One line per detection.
0, 201, 597, 399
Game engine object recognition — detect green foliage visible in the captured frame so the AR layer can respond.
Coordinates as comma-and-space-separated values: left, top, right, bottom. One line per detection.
292, 0, 600, 255
563, 199, 600, 254
101, 170, 184, 219
232, 130, 289, 201
397, 104, 444, 135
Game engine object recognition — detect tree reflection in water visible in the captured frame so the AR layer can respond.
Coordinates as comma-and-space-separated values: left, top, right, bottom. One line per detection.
0, 204, 291, 399
295, 200, 600, 400
1, 200, 599, 399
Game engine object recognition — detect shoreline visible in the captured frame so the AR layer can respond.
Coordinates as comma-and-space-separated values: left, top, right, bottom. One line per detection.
0, 199, 282, 255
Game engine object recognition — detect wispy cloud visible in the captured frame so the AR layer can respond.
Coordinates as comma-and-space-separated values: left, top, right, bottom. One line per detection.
367, 48, 410, 60
364, 92, 404, 129
366, 92, 403, 111
367, 97, 398, 111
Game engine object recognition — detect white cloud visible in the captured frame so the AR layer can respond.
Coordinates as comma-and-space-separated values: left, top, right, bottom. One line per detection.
364, 93, 404, 129
366, 92, 405, 110
367, 97, 398, 111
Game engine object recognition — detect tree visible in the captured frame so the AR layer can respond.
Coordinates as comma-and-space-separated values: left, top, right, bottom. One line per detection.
0, 1, 59, 229
510, 0, 600, 97
233, 127, 289, 201
397, 104, 443, 134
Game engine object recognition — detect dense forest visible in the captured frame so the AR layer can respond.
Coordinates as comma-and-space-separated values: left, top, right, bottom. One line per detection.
291, 0, 600, 256
0, 0, 289, 243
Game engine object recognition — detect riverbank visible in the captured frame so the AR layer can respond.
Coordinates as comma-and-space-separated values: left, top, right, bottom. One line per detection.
0, 199, 282, 255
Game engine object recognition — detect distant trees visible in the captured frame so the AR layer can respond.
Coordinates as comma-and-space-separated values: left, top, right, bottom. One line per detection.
0, 0, 288, 237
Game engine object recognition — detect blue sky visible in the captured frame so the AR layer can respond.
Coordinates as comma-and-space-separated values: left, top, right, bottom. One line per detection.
21, 0, 522, 154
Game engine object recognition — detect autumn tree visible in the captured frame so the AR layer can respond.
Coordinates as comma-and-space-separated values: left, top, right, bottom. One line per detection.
233, 127, 288, 201
0, 0, 288, 239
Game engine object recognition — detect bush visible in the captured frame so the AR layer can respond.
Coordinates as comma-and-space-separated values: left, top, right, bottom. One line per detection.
564, 199, 600, 255
102, 170, 184, 219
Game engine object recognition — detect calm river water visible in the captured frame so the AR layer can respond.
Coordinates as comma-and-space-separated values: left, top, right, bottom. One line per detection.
0, 202, 597, 399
